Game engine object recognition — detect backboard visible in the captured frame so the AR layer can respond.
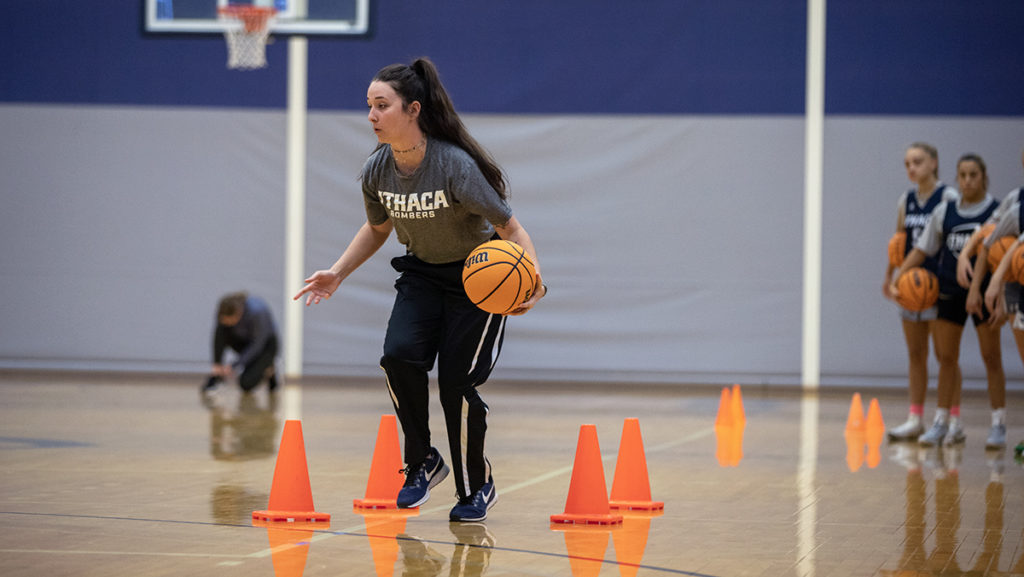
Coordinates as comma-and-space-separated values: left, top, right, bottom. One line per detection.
144, 0, 370, 35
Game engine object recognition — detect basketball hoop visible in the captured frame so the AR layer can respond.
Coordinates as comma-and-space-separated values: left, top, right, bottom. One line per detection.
218, 5, 277, 70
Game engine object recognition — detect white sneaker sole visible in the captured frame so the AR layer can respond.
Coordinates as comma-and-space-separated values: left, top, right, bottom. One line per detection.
451, 493, 498, 523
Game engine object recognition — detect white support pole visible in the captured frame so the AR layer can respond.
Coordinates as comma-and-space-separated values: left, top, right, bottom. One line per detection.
284, 35, 308, 380
802, 0, 826, 390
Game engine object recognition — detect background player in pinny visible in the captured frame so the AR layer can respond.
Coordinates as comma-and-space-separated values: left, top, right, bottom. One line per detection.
295, 58, 545, 523
958, 147, 1024, 326
970, 148, 1024, 450
891, 153, 1003, 447
885, 142, 960, 442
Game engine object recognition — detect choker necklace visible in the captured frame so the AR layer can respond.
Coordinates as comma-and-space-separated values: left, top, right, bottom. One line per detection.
393, 138, 426, 155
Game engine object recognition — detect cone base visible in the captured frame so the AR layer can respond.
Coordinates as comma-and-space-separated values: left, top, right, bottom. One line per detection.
352, 498, 409, 510
608, 500, 664, 512
252, 518, 329, 530
253, 510, 331, 523
550, 512, 623, 526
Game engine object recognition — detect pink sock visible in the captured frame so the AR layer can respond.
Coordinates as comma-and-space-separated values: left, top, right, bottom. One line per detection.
950, 406, 961, 418
910, 404, 924, 416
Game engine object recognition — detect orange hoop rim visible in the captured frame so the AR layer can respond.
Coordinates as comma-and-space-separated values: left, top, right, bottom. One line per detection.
218, 5, 277, 33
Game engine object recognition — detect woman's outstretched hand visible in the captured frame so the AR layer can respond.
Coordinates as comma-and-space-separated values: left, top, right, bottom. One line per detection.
294, 270, 342, 306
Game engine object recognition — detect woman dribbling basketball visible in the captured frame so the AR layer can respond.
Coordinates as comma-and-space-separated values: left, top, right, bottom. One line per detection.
295, 58, 545, 522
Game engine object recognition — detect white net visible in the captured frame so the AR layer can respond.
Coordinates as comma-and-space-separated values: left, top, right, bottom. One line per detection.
220, 8, 275, 70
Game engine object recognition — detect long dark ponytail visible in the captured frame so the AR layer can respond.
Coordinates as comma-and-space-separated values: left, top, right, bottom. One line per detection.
374, 58, 508, 200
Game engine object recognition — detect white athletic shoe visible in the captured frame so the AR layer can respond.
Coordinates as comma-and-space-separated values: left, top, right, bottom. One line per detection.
888, 415, 925, 442
918, 417, 948, 447
943, 419, 966, 446
986, 423, 1007, 450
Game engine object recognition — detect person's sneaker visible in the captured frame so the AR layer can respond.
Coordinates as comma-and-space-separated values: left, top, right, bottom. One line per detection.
450, 478, 498, 523
396, 448, 449, 508
201, 376, 221, 394
266, 362, 280, 392
985, 423, 1007, 450
887, 415, 925, 442
943, 420, 966, 446
918, 418, 948, 447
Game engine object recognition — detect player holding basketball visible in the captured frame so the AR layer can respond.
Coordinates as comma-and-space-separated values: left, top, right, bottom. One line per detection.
884, 143, 959, 442
891, 153, 1003, 447
968, 147, 1024, 450
295, 58, 545, 522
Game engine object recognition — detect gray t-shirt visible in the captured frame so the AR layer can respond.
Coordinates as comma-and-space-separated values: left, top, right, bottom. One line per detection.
361, 139, 513, 264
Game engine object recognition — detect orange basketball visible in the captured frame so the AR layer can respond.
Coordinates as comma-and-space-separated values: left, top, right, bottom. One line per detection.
462, 240, 537, 315
986, 236, 1016, 273
888, 232, 906, 268
970, 223, 996, 257
1009, 244, 1024, 284
895, 267, 939, 312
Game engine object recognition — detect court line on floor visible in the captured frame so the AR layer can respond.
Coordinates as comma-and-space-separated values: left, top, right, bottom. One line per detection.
0, 511, 718, 577
285, 425, 719, 573
0, 547, 249, 560
0, 426, 718, 576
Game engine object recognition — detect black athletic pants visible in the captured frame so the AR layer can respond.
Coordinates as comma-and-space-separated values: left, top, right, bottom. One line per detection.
214, 332, 278, 392
380, 254, 507, 499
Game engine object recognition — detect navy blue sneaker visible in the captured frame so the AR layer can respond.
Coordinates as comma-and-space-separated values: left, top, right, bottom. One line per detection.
397, 448, 449, 508
449, 478, 498, 522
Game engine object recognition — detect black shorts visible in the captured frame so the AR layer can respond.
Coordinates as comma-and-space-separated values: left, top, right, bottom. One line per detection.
936, 285, 991, 327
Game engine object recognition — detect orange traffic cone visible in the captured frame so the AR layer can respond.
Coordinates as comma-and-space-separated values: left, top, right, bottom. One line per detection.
845, 393, 866, 432
253, 420, 330, 523
553, 524, 612, 577
731, 384, 746, 426
253, 519, 324, 577
551, 424, 623, 526
865, 427, 883, 469
714, 422, 745, 468
715, 387, 733, 428
354, 415, 407, 510
866, 398, 885, 431
609, 418, 664, 512
729, 421, 744, 467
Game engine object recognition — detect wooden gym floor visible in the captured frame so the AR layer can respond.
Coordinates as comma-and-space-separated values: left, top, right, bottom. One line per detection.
1, 371, 1022, 577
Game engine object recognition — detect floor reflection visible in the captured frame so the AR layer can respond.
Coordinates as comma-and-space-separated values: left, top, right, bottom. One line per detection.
446, 523, 494, 577
205, 392, 279, 525
881, 443, 1017, 576
357, 509, 418, 576
553, 524, 612, 577
205, 390, 280, 461
255, 520, 323, 577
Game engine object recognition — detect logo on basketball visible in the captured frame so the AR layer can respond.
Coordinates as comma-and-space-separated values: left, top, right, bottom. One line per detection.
465, 252, 490, 268
462, 240, 537, 315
